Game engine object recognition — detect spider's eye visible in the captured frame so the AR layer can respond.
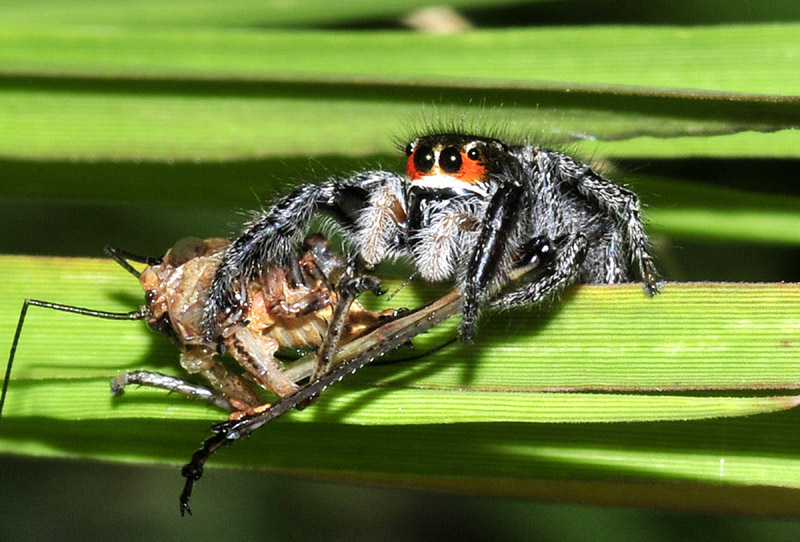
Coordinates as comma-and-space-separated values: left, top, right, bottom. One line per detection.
404, 143, 414, 156
467, 148, 480, 161
439, 147, 462, 174
412, 145, 435, 174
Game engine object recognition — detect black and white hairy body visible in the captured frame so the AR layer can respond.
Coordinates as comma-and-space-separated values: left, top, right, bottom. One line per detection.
203, 132, 662, 343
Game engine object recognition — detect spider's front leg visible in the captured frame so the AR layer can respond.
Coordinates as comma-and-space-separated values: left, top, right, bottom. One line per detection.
460, 180, 525, 342
203, 172, 405, 339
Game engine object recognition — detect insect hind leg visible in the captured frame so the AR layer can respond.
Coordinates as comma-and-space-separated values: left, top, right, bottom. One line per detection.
311, 266, 384, 382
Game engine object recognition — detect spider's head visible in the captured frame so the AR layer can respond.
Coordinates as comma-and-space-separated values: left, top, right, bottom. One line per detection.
404, 134, 513, 187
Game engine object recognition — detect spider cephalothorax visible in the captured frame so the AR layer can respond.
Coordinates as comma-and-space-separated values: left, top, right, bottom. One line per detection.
204, 132, 661, 342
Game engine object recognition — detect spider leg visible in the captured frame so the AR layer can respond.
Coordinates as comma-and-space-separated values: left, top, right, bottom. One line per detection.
204, 184, 331, 337
203, 172, 405, 339
461, 181, 524, 342
489, 233, 589, 309
548, 152, 661, 294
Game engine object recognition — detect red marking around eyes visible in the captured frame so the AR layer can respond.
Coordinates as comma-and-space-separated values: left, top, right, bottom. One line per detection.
406, 154, 423, 180
455, 151, 487, 183
406, 150, 488, 184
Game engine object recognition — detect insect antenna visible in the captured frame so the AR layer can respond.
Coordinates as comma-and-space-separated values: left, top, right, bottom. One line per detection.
104, 245, 161, 279
383, 271, 417, 304
0, 299, 147, 420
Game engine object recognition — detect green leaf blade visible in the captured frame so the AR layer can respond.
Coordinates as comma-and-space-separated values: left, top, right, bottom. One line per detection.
2, 254, 800, 510
1, 25, 798, 96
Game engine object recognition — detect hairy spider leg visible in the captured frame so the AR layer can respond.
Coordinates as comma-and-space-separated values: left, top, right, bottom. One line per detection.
203, 172, 407, 337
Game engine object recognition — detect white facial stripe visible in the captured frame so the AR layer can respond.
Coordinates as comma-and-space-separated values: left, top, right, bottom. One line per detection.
412, 174, 489, 197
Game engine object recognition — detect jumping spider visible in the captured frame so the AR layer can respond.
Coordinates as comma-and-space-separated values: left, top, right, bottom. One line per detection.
3, 131, 662, 514
204, 133, 662, 344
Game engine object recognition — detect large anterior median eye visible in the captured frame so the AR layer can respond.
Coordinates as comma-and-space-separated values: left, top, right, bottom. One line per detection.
439, 146, 462, 174
412, 145, 435, 174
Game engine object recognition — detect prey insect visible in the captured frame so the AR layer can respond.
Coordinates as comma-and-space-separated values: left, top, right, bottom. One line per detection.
112, 234, 400, 415
204, 132, 662, 347
3, 235, 397, 423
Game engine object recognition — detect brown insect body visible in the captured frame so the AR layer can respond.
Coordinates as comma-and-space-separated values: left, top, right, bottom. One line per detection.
122, 234, 395, 417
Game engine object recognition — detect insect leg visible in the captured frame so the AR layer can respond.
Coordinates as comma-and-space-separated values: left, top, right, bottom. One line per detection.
111, 370, 234, 412
311, 266, 384, 381
1, 299, 145, 420
226, 328, 301, 398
